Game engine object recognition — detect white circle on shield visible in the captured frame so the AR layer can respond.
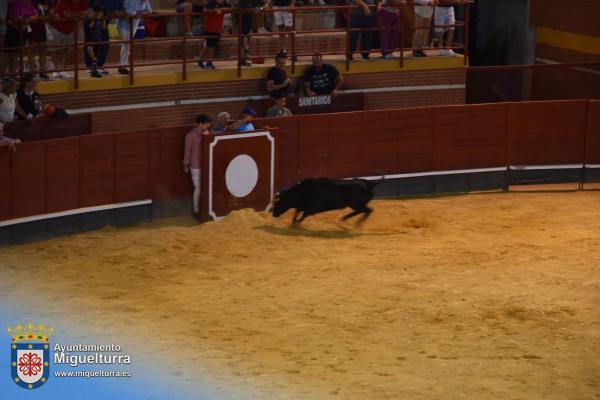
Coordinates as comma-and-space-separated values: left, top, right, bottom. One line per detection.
225, 154, 259, 197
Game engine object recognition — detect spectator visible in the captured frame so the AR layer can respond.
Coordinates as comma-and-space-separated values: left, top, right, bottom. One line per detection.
348, 0, 375, 61
266, 94, 292, 117
229, 106, 256, 132
47, 0, 88, 79
183, 113, 212, 217
266, 50, 293, 98
211, 111, 230, 134
90, 0, 124, 76
377, 0, 399, 59
0, 78, 26, 123
84, 4, 109, 77
412, 0, 434, 57
236, 0, 262, 67
116, 0, 152, 75
1, 0, 7, 40
271, 0, 294, 54
434, 0, 462, 56
29, 0, 51, 80
0, 122, 21, 151
198, 0, 230, 70
302, 53, 342, 96
175, 0, 193, 36
16, 73, 43, 119
2, 0, 38, 76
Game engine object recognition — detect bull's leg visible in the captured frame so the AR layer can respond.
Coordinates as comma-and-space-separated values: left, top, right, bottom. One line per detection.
292, 209, 301, 224
357, 207, 373, 223
341, 210, 362, 221
297, 212, 312, 223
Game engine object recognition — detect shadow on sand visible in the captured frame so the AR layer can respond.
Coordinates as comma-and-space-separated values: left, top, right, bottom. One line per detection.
255, 224, 361, 239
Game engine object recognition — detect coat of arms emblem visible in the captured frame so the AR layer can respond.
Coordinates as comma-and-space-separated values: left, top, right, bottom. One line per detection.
7, 323, 53, 390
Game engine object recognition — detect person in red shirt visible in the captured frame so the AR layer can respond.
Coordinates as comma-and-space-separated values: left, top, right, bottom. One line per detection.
47, 0, 88, 79
197, 0, 229, 70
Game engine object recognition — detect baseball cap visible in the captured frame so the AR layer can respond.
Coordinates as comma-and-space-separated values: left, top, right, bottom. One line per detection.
242, 106, 256, 116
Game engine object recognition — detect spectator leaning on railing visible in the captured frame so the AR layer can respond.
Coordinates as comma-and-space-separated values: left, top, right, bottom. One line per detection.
349, 0, 376, 61
29, 0, 51, 80
90, 0, 125, 76
197, 0, 230, 70
84, 4, 109, 77
2, 0, 38, 76
266, 50, 294, 98
229, 106, 256, 132
47, 0, 89, 79
377, 0, 400, 59
116, 0, 152, 75
433, 0, 463, 56
303, 53, 342, 96
412, 0, 434, 57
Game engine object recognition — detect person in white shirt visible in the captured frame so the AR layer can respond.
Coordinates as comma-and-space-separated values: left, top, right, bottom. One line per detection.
0, 78, 26, 124
412, 0, 435, 57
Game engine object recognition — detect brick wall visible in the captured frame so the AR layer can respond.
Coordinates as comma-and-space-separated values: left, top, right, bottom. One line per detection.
530, 0, 600, 38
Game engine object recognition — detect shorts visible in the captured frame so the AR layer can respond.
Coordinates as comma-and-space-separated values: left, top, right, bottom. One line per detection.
434, 6, 455, 33
414, 5, 433, 19
4, 26, 25, 50
47, 25, 74, 50
176, 2, 188, 12
273, 7, 293, 27
204, 31, 220, 47
28, 22, 47, 43
241, 13, 253, 34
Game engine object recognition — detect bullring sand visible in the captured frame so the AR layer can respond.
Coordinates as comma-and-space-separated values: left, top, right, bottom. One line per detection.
1, 192, 599, 399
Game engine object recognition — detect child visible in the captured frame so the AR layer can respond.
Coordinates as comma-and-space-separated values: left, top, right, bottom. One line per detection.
84, 4, 109, 78
198, 0, 230, 70
183, 114, 212, 217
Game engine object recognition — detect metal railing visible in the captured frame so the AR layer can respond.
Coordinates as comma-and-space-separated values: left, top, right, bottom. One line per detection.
0, 1, 473, 88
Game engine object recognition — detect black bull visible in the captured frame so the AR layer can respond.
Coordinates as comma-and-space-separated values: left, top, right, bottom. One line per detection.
271, 176, 384, 224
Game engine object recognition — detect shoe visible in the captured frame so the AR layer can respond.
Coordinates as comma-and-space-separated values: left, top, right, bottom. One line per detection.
90, 69, 102, 78
445, 49, 456, 57
198, 61, 205, 69
361, 54, 370, 60
185, 31, 194, 36
61, 71, 73, 79
52, 71, 65, 79
241, 60, 252, 67
118, 67, 130, 75
38, 73, 51, 81
383, 53, 394, 59
206, 62, 215, 70
257, 27, 269, 34
100, 68, 109, 75
412, 50, 427, 57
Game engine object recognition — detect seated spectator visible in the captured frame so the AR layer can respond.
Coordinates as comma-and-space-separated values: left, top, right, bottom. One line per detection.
434, 0, 463, 56
16, 74, 43, 120
211, 111, 230, 134
84, 4, 109, 78
197, 0, 230, 70
0, 78, 26, 124
266, 51, 294, 98
302, 53, 343, 96
229, 106, 256, 132
266, 94, 292, 117
0, 122, 21, 151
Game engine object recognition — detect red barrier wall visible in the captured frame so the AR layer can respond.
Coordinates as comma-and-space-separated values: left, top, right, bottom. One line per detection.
0, 100, 596, 223
586, 101, 600, 164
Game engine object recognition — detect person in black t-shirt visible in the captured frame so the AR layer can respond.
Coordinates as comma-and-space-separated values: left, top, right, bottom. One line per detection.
266, 51, 294, 97
302, 53, 343, 96
16, 74, 43, 120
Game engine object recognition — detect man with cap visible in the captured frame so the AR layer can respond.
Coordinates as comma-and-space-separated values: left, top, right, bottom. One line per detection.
229, 106, 256, 132
266, 51, 294, 98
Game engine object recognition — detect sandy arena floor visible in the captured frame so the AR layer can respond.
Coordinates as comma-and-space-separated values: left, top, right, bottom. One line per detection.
1, 192, 599, 399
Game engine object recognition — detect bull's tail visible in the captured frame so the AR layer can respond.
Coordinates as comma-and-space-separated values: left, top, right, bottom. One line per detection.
365, 171, 385, 188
